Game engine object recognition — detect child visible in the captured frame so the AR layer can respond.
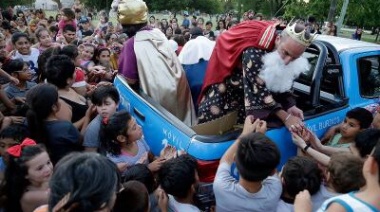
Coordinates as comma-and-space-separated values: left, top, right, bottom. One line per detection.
25, 84, 82, 164
60, 44, 87, 97
121, 164, 162, 211
57, 8, 77, 36
83, 85, 119, 153
78, 17, 94, 38
277, 156, 322, 212
326, 107, 373, 148
79, 43, 96, 72
292, 128, 379, 166
45, 152, 120, 212
0, 124, 29, 178
100, 110, 167, 175
113, 181, 152, 212
3, 58, 37, 100
294, 141, 380, 212
10, 32, 40, 82
90, 47, 116, 83
0, 140, 53, 212
213, 116, 281, 212
311, 153, 365, 211
159, 154, 200, 212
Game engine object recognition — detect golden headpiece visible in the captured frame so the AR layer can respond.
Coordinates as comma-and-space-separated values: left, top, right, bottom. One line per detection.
284, 20, 317, 47
117, 0, 148, 25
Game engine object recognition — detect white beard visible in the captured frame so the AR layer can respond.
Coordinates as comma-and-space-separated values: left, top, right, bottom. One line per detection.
259, 51, 310, 93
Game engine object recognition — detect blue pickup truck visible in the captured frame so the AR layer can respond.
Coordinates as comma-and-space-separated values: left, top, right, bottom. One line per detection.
114, 35, 380, 183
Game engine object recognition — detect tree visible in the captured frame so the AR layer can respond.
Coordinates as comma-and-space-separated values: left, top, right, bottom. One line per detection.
0, 0, 30, 8
327, 0, 338, 22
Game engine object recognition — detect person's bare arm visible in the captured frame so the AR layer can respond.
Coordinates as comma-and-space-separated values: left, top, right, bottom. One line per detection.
221, 116, 267, 165
326, 202, 348, 212
308, 134, 350, 156
20, 190, 49, 212
292, 132, 331, 166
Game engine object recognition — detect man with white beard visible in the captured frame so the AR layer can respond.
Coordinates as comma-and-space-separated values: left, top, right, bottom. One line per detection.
197, 20, 314, 129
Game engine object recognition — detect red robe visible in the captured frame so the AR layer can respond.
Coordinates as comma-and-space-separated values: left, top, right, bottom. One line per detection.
199, 20, 278, 103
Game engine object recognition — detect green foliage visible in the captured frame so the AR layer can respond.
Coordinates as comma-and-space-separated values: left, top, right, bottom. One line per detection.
283, 0, 378, 27
345, 0, 380, 27
0, 0, 30, 8
144, 0, 222, 14
82, 0, 111, 10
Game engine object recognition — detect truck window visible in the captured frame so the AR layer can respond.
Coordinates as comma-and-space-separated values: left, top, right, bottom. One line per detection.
294, 46, 346, 117
358, 56, 380, 98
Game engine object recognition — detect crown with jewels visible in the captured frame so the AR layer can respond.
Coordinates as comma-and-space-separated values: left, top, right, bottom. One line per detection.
284, 20, 317, 47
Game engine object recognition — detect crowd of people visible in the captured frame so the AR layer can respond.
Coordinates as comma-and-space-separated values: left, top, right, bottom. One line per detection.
0, 0, 378, 211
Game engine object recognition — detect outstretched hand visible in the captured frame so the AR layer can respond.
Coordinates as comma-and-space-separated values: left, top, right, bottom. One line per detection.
242, 115, 268, 135
288, 106, 304, 120
294, 190, 312, 212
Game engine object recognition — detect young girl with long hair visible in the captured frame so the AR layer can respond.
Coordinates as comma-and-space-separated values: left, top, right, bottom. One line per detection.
25, 84, 82, 164
0, 140, 53, 212
57, 8, 77, 36
32, 28, 60, 54
34, 152, 120, 212
100, 111, 169, 176
89, 47, 116, 83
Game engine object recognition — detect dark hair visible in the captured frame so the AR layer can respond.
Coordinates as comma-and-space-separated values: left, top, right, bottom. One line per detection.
94, 47, 111, 64
173, 34, 185, 46
373, 141, 380, 184
2, 58, 27, 74
327, 153, 365, 193
0, 124, 29, 142
346, 107, 373, 129
100, 110, 132, 155
61, 8, 75, 20
227, 20, 239, 30
60, 44, 79, 61
158, 154, 197, 198
37, 46, 61, 82
216, 20, 226, 30
91, 85, 120, 106
205, 21, 213, 26
149, 15, 155, 23
121, 23, 147, 37
282, 156, 322, 197
1, 21, 12, 31
355, 129, 380, 157
26, 84, 58, 144
55, 13, 61, 22
63, 24, 76, 33
45, 55, 75, 89
35, 27, 49, 41
0, 144, 47, 212
174, 28, 182, 35
11, 32, 30, 45
122, 164, 156, 193
49, 152, 120, 212
113, 181, 149, 212
236, 132, 280, 181
308, 16, 316, 23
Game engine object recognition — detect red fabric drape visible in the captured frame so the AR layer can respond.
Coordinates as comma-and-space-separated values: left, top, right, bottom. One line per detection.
199, 20, 278, 103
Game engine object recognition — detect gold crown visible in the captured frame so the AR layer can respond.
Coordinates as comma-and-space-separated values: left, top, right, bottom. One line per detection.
117, 0, 148, 25
284, 21, 317, 47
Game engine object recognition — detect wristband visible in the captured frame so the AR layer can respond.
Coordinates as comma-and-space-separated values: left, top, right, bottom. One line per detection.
284, 114, 292, 123
303, 143, 311, 152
